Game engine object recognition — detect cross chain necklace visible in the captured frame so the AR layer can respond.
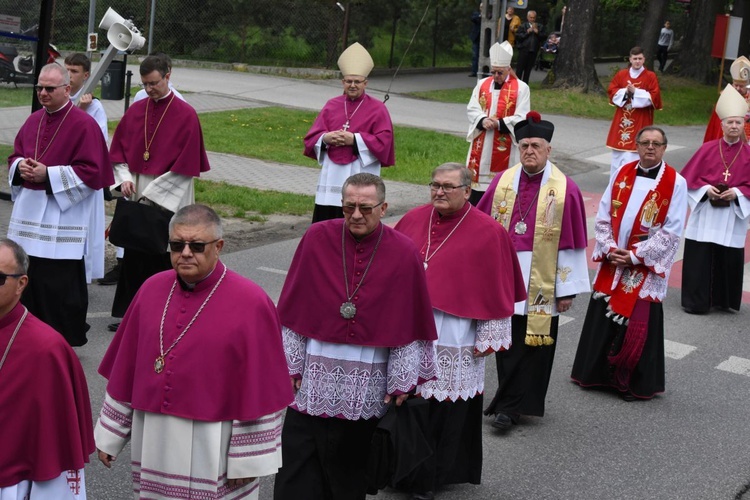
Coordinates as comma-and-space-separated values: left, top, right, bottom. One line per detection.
0, 307, 28, 376
340, 223, 384, 319
155, 265, 227, 373
423, 205, 471, 270
342, 97, 365, 131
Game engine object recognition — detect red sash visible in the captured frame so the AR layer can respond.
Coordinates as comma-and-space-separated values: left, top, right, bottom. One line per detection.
468, 77, 519, 183
593, 163, 676, 318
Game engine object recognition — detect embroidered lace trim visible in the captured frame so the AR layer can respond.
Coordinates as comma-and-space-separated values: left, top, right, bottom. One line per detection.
475, 317, 512, 353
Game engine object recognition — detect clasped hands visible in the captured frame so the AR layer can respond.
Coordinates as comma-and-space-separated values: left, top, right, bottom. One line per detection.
707, 185, 736, 202
18, 158, 47, 184
324, 130, 354, 147
607, 247, 634, 267
482, 117, 499, 130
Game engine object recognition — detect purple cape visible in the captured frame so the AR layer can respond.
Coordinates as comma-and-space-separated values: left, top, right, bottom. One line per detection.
304, 93, 395, 166
477, 168, 589, 251
0, 302, 94, 487
395, 202, 527, 320
680, 138, 750, 198
9, 100, 113, 190
278, 219, 437, 347
110, 94, 210, 177
99, 261, 293, 421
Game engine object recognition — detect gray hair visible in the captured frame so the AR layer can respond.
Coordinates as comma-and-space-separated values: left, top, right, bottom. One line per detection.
432, 163, 473, 187
169, 204, 223, 239
341, 173, 386, 203
635, 126, 668, 145
0, 238, 29, 274
40, 63, 70, 85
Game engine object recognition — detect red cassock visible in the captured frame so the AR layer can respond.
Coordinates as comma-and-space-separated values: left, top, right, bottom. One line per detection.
605, 68, 662, 152
0, 302, 94, 487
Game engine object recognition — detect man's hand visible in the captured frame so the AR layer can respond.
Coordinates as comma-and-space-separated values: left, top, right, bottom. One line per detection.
473, 347, 495, 358
384, 393, 409, 406
121, 181, 135, 198
227, 477, 256, 488
324, 130, 354, 147
98, 449, 116, 468
291, 376, 301, 392
78, 93, 94, 110
482, 117, 498, 130
19, 158, 47, 183
608, 248, 633, 266
556, 298, 573, 313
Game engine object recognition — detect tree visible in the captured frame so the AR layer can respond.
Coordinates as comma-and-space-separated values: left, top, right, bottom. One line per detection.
549, 0, 604, 93
673, 0, 725, 83
637, 0, 669, 70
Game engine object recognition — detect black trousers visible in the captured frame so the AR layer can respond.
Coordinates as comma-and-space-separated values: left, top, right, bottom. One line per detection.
273, 408, 379, 500
681, 238, 744, 313
485, 315, 559, 417
22, 256, 89, 346
515, 49, 537, 83
312, 204, 344, 224
656, 45, 669, 71
111, 248, 171, 318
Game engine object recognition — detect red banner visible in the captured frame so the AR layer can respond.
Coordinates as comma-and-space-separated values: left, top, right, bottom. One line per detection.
712, 14, 729, 59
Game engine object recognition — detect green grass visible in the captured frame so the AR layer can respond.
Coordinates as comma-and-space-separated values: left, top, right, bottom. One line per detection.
195, 180, 313, 220
198, 107, 468, 185
0, 87, 36, 107
407, 74, 718, 126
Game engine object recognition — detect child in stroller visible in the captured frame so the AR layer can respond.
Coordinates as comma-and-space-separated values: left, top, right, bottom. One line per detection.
537, 32, 560, 70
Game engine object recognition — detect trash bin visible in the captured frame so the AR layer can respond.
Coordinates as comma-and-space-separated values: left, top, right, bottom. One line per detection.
100, 60, 124, 100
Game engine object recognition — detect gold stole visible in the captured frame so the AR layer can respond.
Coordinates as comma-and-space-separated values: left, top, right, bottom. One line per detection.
491, 163, 567, 346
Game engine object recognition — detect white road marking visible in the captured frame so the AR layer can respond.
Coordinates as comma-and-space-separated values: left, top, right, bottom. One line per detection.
559, 315, 574, 326
258, 266, 288, 275
716, 356, 750, 377
87, 312, 113, 319
664, 339, 696, 360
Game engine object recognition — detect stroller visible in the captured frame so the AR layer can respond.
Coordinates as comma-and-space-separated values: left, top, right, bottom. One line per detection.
536, 32, 560, 71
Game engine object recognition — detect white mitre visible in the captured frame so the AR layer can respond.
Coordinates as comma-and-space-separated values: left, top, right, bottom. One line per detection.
490, 41, 513, 67
338, 42, 374, 77
716, 84, 748, 120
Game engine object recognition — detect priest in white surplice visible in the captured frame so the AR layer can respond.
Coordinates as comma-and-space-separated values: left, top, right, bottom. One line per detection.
95, 205, 293, 499
7, 63, 112, 347
681, 85, 750, 314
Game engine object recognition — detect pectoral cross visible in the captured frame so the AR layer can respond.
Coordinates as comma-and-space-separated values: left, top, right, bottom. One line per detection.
723, 169, 732, 182
342, 122, 350, 131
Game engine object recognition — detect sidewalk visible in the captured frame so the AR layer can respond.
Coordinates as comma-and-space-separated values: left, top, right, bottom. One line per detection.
0, 63, 705, 221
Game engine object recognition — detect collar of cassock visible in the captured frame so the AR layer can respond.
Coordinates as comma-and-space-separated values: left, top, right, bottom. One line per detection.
637, 161, 662, 179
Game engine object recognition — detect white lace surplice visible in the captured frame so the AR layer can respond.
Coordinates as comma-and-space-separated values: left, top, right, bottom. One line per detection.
282, 327, 436, 420
417, 310, 511, 402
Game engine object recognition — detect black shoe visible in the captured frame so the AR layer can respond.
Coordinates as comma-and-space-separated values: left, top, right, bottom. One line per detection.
682, 307, 706, 315
107, 322, 121, 332
98, 262, 122, 285
412, 492, 435, 500
492, 412, 514, 430
621, 392, 636, 402
468, 73, 477, 77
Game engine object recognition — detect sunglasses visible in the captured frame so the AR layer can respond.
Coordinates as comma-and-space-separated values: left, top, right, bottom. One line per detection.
34, 84, 67, 93
342, 202, 383, 215
0, 272, 24, 286
168, 239, 219, 253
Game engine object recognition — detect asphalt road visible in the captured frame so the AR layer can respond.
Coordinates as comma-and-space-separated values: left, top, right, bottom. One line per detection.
79, 169, 750, 500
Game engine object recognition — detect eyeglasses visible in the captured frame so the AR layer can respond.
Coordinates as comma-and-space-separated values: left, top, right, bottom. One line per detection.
168, 239, 220, 253
490, 70, 508, 75
428, 182, 467, 193
139, 79, 164, 89
34, 84, 67, 93
0, 272, 24, 286
343, 79, 366, 86
342, 202, 383, 215
636, 140, 666, 148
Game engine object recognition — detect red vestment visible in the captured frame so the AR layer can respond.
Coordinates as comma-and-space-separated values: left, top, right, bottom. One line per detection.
278, 220, 437, 347
605, 68, 662, 152
110, 93, 210, 177
0, 302, 94, 487
395, 202, 526, 319
99, 261, 293, 421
